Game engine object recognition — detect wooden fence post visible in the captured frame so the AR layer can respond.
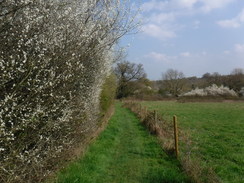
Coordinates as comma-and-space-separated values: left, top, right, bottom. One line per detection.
139, 104, 142, 116
173, 115, 179, 158
154, 110, 157, 122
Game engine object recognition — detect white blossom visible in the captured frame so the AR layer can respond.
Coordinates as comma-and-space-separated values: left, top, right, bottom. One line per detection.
182, 84, 238, 97
0, 0, 138, 182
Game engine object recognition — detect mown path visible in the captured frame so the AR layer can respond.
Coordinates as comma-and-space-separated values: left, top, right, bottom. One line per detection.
55, 103, 189, 183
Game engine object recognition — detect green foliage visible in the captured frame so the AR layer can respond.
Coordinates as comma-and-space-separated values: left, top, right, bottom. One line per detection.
141, 101, 244, 183
99, 74, 117, 115
55, 103, 189, 183
158, 88, 171, 97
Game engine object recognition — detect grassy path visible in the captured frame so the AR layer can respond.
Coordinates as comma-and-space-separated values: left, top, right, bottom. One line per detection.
55, 103, 189, 183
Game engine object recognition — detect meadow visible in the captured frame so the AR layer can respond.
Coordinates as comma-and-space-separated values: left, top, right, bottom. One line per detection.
141, 101, 244, 183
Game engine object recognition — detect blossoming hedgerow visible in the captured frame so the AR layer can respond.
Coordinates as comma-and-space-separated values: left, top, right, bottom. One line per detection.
0, 0, 138, 182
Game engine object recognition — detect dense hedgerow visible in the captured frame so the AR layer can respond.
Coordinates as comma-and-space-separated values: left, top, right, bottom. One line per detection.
0, 0, 137, 182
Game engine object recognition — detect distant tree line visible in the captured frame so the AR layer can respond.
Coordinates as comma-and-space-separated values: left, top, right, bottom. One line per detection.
160, 68, 244, 97
201, 69, 244, 93
114, 62, 244, 99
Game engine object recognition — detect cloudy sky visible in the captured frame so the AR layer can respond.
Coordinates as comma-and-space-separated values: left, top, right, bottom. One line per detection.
121, 0, 244, 80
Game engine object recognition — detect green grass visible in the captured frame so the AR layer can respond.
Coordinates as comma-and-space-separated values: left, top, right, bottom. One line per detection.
141, 101, 244, 183
55, 102, 189, 183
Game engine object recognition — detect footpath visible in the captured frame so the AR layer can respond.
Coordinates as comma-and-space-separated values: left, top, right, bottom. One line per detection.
55, 103, 189, 183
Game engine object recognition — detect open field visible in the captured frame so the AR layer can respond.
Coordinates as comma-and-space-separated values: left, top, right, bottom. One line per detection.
141, 101, 244, 183
55, 103, 189, 183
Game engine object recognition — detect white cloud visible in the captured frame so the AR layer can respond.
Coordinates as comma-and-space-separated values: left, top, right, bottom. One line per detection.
142, 24, 176, 40
223, 50, 231, 55
180, 52, 191, 57
142, 0, 236, 13
217, 9, 244, 28
141, 0, 168, 12
140, 0, 236, 40
178, 0, 198, 9
141, 10, 178, 40
235, 44, 244, 53
144, 52, 176, 63
193, 20, 200, 29
149, 12, 176, 24
217, 19, 241, 28
179, 0, 236, 12
180, 51, 207, 57
201, 51, 207, 55
150, 52, 167, 61
200, 0, 236, 12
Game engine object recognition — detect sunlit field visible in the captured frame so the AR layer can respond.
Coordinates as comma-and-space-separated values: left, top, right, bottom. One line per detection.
141, 101, 244, 183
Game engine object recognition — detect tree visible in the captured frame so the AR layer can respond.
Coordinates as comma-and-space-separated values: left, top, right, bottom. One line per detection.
115, 61, 146, 98
228, 68, 244, 93
202, 72, 211, 79
162, 69, 186, 96
231, 68, 244, 75
201, 72, 223, 86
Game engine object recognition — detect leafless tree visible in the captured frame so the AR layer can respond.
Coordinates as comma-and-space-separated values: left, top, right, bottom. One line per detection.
162, 69, 186, 96
115, 61, 146, 98
228, 68, 244, 92
231, 68, 244, 75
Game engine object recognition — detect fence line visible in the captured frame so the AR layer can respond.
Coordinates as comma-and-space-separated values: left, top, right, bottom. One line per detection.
123, 101, 179, 158
123, 100, 221, 183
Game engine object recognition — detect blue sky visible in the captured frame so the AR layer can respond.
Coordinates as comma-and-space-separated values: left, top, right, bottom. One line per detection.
121, 0, 244, 80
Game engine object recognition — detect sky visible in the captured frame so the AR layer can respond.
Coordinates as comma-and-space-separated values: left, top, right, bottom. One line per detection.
121, 0, 244, 80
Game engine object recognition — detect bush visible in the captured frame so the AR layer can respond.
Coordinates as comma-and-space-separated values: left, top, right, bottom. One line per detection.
100, 74, 117, 115
240, 87, 244, 97
181, 84, 238, 98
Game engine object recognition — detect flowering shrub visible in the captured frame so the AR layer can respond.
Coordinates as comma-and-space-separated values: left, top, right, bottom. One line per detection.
0, 0, 137, 182
240, 87, 244, 97
181, 84, 238, 97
